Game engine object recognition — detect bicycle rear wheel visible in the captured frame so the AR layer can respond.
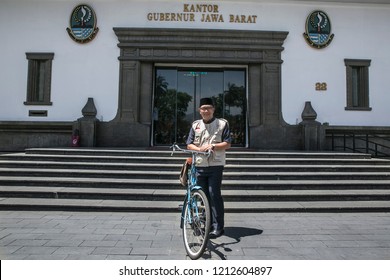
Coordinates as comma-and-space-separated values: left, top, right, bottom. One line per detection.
182, 189, 211, 260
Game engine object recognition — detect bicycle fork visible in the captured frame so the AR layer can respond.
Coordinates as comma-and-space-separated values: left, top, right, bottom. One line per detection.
180, 185, 203, 229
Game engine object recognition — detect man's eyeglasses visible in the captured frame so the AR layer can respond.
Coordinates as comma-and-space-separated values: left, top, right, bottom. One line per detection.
199, 106, 214, 111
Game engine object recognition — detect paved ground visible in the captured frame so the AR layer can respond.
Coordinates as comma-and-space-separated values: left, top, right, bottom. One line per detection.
1, 211, 390, 260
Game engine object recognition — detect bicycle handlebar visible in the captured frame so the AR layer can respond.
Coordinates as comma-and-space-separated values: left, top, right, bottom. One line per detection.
170, 144, 212, 157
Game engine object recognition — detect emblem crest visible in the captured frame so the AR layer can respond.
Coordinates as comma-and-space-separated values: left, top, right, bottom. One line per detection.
303, 10, 334, 49
66, 4, 99, 43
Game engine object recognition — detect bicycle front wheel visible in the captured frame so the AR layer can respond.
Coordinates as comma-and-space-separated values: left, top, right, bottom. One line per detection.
182, 189, 211, 260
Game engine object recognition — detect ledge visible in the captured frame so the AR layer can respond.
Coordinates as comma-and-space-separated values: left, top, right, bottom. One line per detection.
345, 106, 372, 111
113, 27, 288, 63
0, 121, 73, 133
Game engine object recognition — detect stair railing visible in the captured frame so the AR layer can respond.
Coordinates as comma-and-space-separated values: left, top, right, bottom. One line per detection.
328, 131, 390, 158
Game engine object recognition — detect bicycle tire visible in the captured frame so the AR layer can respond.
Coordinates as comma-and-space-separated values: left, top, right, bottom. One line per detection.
182, 189, 211, 260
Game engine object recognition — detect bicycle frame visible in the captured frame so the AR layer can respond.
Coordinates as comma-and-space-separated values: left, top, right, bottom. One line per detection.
170, 144, 211, 228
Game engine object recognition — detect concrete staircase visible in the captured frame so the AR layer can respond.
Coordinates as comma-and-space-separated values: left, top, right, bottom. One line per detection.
0, 148, 390, 212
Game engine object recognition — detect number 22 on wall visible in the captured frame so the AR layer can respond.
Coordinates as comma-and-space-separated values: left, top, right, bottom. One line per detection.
315, 82, 327, 91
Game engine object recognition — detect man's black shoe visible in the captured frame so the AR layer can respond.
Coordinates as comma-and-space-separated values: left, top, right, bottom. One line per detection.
209, 228, 224, 239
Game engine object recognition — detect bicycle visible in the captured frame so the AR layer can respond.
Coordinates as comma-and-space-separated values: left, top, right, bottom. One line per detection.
170, 144, 212, 260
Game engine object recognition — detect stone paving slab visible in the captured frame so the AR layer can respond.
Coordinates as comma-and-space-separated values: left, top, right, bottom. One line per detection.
0, 211, 390, 260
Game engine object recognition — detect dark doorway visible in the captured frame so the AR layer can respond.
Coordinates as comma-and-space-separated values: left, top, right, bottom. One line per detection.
153, 67, 247, 146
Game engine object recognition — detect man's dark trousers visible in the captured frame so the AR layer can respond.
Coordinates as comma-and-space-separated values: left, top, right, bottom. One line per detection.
196, 166, 224, 231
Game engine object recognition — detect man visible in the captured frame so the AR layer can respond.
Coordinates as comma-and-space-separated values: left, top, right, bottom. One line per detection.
186, 97, 231, 238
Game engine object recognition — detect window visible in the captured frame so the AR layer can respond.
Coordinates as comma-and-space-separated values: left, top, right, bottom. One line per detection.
25, 53, 54, 105
345, 59, 371, 111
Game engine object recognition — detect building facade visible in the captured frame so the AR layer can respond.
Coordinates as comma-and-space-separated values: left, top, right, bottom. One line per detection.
1, 0, 390, 151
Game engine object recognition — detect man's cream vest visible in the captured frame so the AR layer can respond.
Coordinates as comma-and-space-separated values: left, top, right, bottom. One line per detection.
191, 118, 228, 167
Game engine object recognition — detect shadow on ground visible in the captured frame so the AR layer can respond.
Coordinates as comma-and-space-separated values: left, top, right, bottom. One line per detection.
202, 226, 263, 260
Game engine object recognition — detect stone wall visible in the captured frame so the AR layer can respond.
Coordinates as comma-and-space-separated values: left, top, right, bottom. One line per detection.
0, 121, 73, 151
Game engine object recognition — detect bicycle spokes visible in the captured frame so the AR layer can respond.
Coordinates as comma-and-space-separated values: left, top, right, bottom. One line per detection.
182, 190, 211, 259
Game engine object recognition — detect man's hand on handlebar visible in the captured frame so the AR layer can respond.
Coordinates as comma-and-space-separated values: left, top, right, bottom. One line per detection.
199, 144, 214, 153
170, 143, 212, 157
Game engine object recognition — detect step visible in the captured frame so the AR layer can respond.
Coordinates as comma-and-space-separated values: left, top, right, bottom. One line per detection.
2, 160, 390, 172
0, 197, 389, 212
2, 153, 388, 166
1, 168, 390, 180
1, 186, 389, 201
0, 197, 180, 212
0, 176, 390, 189
24, 147, 373, 159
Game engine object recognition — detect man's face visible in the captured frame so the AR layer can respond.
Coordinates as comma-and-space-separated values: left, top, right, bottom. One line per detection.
199, 105, 215, 121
